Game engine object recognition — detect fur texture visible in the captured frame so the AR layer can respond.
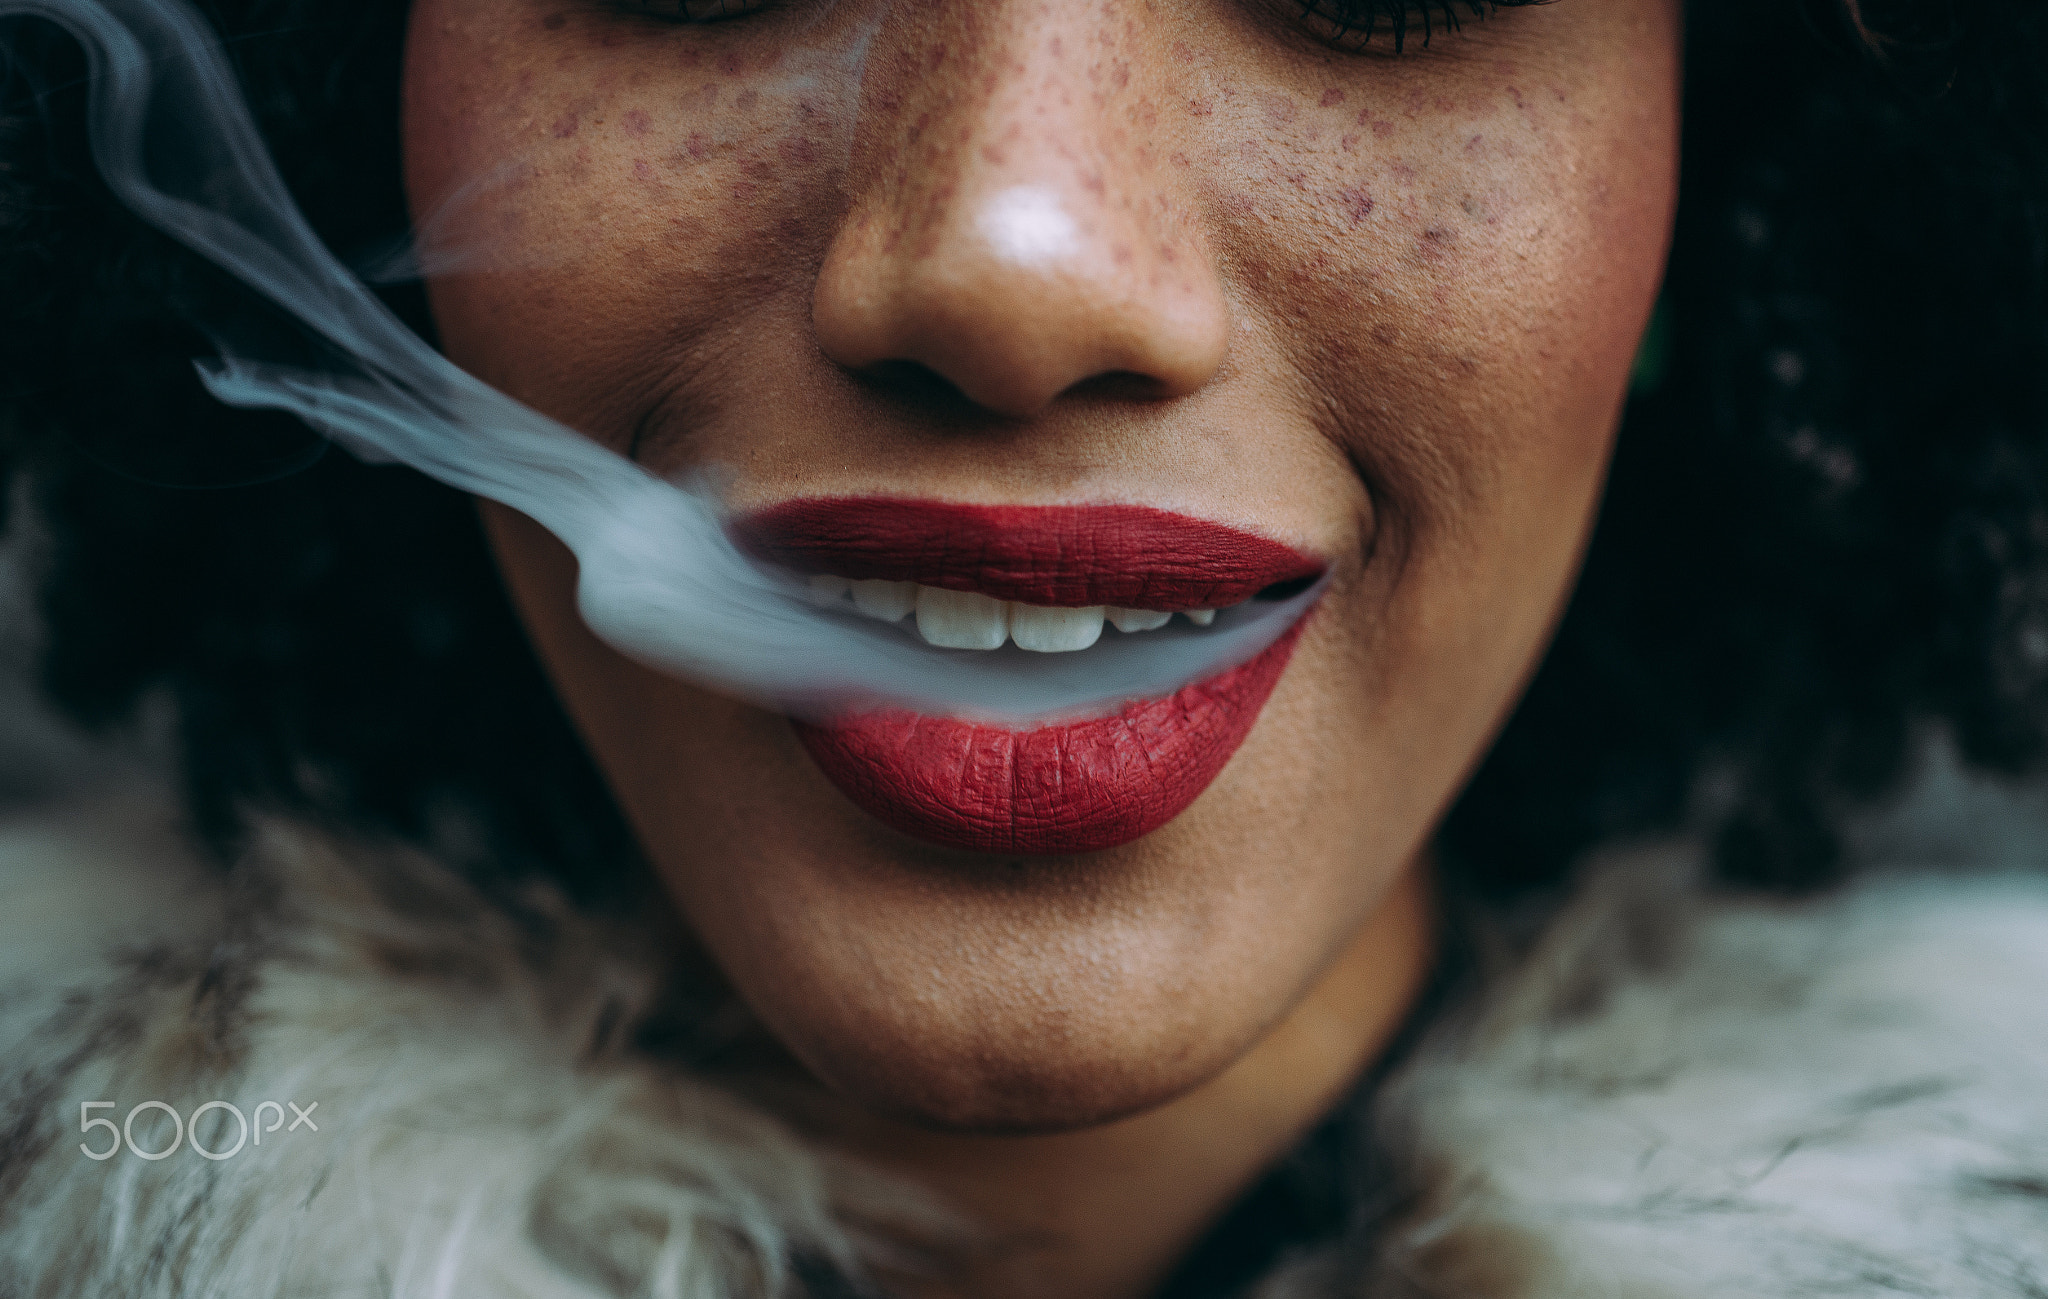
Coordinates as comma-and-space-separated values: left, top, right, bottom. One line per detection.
2, 797, 2046, 1298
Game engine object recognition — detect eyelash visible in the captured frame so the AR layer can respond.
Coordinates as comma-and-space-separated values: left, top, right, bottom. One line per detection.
1297, 0, 1549, 54
604, 0, 1546, 56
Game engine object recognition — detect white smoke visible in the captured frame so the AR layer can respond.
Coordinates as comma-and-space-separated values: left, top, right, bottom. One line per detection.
6, 0, 1320, 722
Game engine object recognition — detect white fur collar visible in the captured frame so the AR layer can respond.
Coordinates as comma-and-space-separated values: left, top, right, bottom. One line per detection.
3, 792, 2046, 1298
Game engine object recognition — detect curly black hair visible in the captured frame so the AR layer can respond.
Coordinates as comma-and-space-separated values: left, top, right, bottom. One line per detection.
2, 0, 2046, 903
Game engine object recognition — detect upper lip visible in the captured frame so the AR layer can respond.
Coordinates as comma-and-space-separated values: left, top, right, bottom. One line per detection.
730, 497, 1326, 610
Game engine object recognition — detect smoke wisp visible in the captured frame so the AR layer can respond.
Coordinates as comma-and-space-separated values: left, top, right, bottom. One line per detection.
6, 0, 1320, 722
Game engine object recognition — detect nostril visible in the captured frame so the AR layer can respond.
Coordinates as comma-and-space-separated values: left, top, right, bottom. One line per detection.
1061, 371, 1172, 404
852, 359, 989, 419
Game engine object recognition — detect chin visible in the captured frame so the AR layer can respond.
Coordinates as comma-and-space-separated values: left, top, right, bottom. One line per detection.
793, 1013, 1229, 1134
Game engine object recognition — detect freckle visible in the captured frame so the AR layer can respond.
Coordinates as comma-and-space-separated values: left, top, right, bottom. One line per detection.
1113, 244, 1133, 265
624, 109, 651, 136
551, 113, 578, 139
1467, 134, 1483, 151
1158, 244, 1178, 264
1372, 120, 1394, 139
719, 51, 742, 76
1114, 61, 1131, 90
1263, 94, 1298, 126
1320, 88, 1345, 108
634, 159, 653, 180
542, 12, 566, 29
1341, 133, 1359, 152
1170, 151, 1190, 167
1339, 187, 1373, 224
684, 132, 710, 160
1188, 98, 1212, 116
780, 135, 816, 165
929, 43, 948, 71
732, 181, 759, 201
1356, 108, 1371, 125
1050, 36, 1063, 57
736, 89, 759, 111
982, 144, 1007, 166
1434, 96, 1454, 112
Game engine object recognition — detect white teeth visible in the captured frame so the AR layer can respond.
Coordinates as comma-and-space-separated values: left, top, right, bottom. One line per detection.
811, 576, 1218, 651
1011, 604, 1107, 653
850, 579, 918, 622
915, 587, 1011, 650
1107, 607, 1173, 633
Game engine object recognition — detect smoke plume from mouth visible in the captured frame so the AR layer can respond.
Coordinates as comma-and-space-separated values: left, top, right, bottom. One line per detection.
6, 0, 1321, 723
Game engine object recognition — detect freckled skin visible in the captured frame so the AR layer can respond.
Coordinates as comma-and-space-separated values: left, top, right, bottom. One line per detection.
406, 1, 1676, 1292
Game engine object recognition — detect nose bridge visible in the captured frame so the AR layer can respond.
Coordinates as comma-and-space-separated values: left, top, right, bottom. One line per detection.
813, 2, 1230, 419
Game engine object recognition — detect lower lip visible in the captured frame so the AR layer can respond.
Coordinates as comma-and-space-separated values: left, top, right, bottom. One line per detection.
794, 612, 1312, 855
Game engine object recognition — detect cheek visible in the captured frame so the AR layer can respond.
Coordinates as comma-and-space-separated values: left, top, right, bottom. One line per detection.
1196, 30, 1678, 524
400, 3, 864, 428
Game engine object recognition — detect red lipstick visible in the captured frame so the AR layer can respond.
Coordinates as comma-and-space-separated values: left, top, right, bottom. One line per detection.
734, 498, 1323, 610
733, 498, 1324, 855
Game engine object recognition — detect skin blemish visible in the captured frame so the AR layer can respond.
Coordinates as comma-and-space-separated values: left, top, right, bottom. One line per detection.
624, 109, 651, 136
1340, 134, 1359, 153
1262, 95, 1298, 127
1339, 188, 1374, 225
683, 133, 711, 162
1319, 88, 1345, 108
634, 159, 654, 180
719, 51, 743, 76
736, 89, 760, 111
1188, 98, 1213, 116
552, 113, 579, 139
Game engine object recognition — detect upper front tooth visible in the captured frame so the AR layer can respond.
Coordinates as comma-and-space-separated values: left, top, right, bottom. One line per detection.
1108, 607, 1172, 633
1185, 608, 1217, 627
916, 587, 1011, 650
850, 579, 918, 622
1011, 604, 1106, 653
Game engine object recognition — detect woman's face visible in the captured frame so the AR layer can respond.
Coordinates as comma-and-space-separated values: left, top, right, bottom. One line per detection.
404, 0, 1679, 1129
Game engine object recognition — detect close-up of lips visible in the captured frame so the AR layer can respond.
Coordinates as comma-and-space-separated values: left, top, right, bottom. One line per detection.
8, 0, 2048, 1297
734, 498, 1327, 853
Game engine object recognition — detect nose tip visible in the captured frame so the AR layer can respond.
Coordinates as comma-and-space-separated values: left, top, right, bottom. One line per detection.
814, 180, 1231, 420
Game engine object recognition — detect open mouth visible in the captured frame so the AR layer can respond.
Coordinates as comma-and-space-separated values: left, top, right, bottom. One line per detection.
733, 498, 1326, 854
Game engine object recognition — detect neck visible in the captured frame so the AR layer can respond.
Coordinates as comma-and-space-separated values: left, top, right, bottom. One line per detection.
822, 863, 1436, 1299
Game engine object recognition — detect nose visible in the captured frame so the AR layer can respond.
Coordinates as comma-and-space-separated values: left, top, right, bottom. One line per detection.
812, 8, 1231, 420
